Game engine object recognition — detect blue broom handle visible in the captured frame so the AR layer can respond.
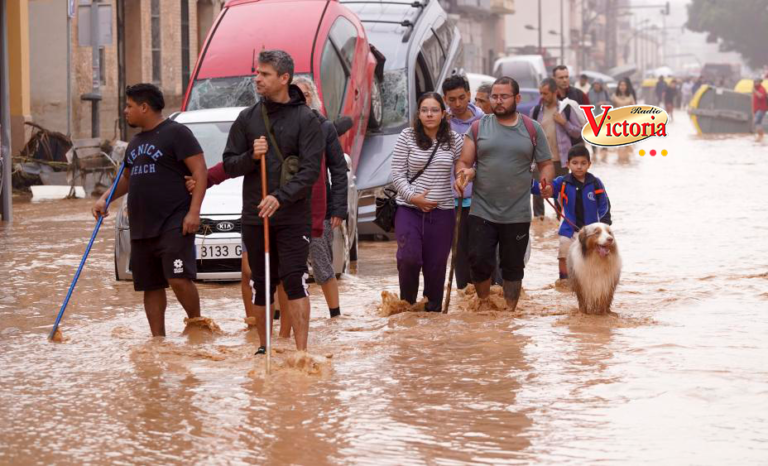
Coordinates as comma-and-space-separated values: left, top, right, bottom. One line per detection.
49, 162, 127, 339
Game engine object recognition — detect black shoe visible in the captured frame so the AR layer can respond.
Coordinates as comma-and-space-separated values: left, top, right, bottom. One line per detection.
254, 346, 266, 355
329, 308, 341, 318
425, 302, 442, 313
274, 310, 280, 320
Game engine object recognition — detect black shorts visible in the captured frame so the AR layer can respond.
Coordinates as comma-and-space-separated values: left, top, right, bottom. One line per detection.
242, 223, 310, 306
130, 228, 196, 292
467, 215, 530, 283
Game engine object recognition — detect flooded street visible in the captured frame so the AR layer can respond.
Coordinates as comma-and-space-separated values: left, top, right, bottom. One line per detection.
1, 117, 767, 464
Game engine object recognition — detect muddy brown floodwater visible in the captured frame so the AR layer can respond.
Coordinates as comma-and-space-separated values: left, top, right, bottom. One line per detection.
1, 117, 767, 465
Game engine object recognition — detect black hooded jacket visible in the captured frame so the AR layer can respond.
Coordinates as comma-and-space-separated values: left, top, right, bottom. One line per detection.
223, 85, 323, 226
313, 110, 349, 220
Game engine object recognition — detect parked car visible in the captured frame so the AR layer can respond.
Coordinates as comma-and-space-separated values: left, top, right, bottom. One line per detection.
341, 0, 463, 236
518, 88, 541, 118
114, 107, 359, 281
466, 72, 495, 96
493, 55, 547, 89
182, 0, 383, 174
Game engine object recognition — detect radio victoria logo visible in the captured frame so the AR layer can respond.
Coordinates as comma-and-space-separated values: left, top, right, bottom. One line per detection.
580, 105, 669, 147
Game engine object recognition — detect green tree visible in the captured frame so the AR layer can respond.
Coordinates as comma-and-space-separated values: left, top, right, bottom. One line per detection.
686, 0, 768, 69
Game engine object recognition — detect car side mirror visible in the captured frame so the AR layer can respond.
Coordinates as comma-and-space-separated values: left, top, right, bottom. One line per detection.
334, 116, 354, 137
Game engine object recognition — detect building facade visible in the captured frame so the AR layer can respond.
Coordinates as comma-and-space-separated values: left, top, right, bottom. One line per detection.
440, 0, 514, 75
8, 0, 225, 157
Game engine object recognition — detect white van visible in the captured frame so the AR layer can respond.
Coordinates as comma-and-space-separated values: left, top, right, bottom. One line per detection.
493, 55, 547, 88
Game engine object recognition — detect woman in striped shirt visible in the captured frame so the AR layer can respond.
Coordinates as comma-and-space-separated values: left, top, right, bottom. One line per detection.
392, 92, 464, 312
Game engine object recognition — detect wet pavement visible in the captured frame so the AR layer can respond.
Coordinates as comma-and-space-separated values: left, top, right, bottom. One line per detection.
1, 117, 767, 464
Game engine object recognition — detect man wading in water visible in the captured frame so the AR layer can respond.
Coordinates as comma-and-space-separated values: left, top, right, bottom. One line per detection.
92, 84, 208, 336
222, 50, 323, 353
455, 77, 554, 311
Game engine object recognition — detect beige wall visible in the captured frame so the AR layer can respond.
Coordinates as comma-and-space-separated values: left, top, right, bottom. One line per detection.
29, 0, 68, 134
8, 0, 31, 156
22, 0, 224, 144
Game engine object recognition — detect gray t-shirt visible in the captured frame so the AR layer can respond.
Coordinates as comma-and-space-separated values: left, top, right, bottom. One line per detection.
470, 114, 552, 224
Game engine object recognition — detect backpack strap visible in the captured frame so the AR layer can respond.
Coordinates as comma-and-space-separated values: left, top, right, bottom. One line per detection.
261, 102, 285, 163
520, 114, 538, 160
559, 181, 568, 205
470, 119, 481, 143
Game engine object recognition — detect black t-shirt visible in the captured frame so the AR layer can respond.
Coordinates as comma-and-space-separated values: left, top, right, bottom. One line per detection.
125, 119, 203, 239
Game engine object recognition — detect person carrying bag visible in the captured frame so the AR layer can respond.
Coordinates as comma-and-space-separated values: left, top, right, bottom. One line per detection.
388, 92, 464, 312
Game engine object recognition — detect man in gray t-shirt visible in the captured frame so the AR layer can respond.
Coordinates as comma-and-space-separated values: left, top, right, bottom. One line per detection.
455, 77, 555, 311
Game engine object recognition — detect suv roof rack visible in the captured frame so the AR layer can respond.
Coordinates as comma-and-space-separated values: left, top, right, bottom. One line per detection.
341, 0, 428, 42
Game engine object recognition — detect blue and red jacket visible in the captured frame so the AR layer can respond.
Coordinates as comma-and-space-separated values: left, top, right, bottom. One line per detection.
532, 173, 611, 238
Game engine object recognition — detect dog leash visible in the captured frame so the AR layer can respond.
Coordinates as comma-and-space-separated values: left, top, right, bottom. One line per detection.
540, 179, 580, 231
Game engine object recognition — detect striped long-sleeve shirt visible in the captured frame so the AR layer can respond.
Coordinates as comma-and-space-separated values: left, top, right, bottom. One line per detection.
391, 128, 463, 210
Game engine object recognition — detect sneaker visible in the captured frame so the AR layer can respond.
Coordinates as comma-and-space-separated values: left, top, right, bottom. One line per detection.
254, 346, 266, 355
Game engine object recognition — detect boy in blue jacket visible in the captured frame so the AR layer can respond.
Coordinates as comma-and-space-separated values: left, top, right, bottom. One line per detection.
532, 144, 612, 281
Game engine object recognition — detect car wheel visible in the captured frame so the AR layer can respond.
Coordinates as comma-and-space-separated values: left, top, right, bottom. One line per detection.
367, 77, 383, 130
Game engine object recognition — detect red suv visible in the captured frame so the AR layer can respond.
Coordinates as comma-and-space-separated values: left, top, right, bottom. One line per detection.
182, 0, 383, 171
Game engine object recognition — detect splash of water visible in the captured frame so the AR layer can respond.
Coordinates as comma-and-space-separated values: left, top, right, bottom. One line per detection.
377, 291, 426, 317
183, 316, 222, 334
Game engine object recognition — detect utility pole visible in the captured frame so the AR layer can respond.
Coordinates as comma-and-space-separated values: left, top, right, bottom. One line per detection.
580, 0, 586, 70
560, 0, 564, 64
1, 0, 11, 221
81, 0, 102, 138
67, 0, 74, 137
538, 0, 542, 56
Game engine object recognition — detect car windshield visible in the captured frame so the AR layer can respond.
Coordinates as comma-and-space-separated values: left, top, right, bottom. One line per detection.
187, 76, 258, 111
182, 121, 234, 166
380, 68, 409, 132
187, 74, 311, 111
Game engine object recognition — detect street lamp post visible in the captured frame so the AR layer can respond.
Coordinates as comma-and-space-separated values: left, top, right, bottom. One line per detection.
560, 0, 564, 64
538, 0, 542, 56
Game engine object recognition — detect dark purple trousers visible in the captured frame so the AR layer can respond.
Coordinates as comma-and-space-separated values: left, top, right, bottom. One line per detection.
394, 206, 455, 310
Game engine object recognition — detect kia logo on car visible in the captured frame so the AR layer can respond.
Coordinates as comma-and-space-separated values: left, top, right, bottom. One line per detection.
216, 221, 235, 232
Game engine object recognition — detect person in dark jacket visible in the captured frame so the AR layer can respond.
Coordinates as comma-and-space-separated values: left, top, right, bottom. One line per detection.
222, 49, 323, 353
553, 65, 590, 106
285, 76, 348, 323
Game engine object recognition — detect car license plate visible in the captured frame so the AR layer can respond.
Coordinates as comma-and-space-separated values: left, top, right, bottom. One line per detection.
197, 244, 242, 259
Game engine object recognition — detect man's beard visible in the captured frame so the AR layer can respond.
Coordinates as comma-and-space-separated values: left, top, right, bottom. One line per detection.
493, 101, 517, 118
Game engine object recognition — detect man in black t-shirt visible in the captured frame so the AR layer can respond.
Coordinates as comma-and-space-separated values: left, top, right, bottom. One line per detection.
92, 83, 208, 337
223, 50, 323, 353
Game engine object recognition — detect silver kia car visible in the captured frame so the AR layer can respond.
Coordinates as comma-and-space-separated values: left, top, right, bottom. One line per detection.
114, 107, 358, 281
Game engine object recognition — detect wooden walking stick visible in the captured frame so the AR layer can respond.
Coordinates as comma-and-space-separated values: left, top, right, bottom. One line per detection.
443, 172, 466, 314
